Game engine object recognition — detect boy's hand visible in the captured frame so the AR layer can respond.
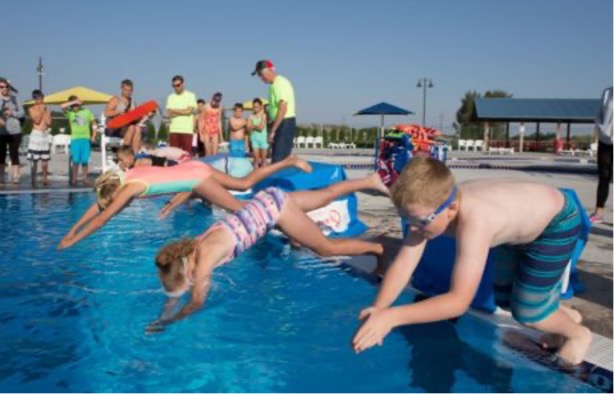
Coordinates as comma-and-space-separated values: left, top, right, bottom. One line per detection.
352, 307, 395, 354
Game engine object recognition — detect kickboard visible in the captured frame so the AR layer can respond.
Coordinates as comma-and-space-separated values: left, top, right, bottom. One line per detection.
107, 100, 158, 129
502, 329, 612, 392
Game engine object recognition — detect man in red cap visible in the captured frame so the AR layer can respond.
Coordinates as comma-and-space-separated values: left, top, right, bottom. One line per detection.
252, 60, 296, 163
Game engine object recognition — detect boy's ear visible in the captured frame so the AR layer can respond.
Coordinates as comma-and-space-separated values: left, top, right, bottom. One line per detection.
447, 201, 459, 219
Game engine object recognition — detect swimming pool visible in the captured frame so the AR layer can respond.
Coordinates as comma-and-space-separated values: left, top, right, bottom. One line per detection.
0, 192, 600, 392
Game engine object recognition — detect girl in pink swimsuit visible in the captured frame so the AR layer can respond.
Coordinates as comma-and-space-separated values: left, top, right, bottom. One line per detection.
147, 173, 390, 329
58, 155, 312, 250
200, 92, 224, 157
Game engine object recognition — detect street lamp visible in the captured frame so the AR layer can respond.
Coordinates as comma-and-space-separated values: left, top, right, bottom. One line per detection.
416, 78, 433, 126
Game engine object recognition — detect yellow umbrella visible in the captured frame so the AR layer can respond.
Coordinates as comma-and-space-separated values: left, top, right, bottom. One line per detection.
241, 98, 268, 111
24, 86, 113, 105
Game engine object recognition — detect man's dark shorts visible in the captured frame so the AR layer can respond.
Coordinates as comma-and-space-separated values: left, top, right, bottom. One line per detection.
271, 117, 296, 163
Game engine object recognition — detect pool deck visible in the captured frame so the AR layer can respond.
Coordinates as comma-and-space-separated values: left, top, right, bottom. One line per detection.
1, 149, 612, 371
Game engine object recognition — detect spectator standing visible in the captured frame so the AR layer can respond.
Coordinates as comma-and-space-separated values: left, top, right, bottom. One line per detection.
0, 77, 24, 184
252, 60, 296, 163
166, 75, 197, 153
590, 86, 613, 224
61, 96, 97, 186
27, 89, 52, 185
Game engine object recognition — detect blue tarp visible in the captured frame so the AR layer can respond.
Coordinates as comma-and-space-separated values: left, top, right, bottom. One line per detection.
355, 102, 414, 116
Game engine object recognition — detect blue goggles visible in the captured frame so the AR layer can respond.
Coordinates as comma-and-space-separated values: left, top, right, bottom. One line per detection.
405, 186, 457, 229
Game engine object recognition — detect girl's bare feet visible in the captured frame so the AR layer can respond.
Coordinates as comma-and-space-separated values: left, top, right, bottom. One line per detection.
288, 155, 313, 173
369, 173, 390, 196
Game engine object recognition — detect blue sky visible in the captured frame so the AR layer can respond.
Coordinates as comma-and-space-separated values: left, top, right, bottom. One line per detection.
1, 0, 612, 131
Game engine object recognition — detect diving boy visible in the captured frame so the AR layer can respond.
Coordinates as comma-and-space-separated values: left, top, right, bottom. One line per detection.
352, 157, 591, 367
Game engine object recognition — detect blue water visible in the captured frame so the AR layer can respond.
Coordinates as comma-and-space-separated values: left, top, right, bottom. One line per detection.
0, 193, 598, 392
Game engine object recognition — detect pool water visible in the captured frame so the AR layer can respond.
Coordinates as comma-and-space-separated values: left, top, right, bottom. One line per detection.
0, 193, 598, 392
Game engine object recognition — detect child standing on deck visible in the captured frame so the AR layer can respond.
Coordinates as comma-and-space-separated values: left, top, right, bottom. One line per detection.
352, 157, 592, 367
201, 92, 224, 157
61, 96, 97, 186
247, 98, 269, 168
229, 103, 248, 157
148, 173, 389, 329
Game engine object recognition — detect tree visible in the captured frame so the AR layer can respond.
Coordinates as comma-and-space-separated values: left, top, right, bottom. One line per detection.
146, 122, 156, 142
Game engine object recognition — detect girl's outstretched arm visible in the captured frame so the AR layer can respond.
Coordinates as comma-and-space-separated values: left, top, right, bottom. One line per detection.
61, 203, 100, 243
57, 185, 139, 249
159, 192, 194, 219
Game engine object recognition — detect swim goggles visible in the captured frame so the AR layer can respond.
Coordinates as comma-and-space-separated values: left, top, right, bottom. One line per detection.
405, 186, 457, 229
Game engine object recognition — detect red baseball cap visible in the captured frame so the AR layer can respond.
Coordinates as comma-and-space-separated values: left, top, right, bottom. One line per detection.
251, 60, 275, 76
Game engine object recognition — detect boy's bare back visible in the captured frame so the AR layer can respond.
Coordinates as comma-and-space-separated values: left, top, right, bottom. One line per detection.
451, 179, 565, 247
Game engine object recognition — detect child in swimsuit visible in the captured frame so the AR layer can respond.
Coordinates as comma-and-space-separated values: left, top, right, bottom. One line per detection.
116, 143, 193, 169
148, 173, 390, 329
228, 103, 248, 158
246, 98, 269, 168
58, 155, 312, 249
200, 92, 224, 156
352, 157, 591, 367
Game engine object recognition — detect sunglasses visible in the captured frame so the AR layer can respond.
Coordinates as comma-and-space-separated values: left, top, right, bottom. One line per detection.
0, 85, 8, 89
172, 83, 182, 88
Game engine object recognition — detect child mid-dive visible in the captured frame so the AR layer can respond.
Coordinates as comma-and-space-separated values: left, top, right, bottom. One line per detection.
148, 173, 390, 330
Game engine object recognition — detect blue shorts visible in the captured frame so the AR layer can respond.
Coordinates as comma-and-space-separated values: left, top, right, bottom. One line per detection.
70, 139, 91, 165
493, 190, 582, 324
229, 139, 246, 158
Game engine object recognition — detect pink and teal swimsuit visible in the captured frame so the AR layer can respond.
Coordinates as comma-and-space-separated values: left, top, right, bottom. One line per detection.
123, 161, 214, 197
199, 187, 287, 266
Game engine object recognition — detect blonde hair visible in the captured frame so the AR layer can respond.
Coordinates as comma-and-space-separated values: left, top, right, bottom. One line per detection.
155, 239, 196, 293
391, 157, 455, 209
94, 170, 123, 210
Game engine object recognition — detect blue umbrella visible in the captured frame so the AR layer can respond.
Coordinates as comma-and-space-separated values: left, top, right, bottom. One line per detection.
354, 102, 414, 139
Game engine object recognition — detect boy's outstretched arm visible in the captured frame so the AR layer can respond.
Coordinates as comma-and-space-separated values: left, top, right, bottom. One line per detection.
352, 226, 491, 354
371, 235, 427, 310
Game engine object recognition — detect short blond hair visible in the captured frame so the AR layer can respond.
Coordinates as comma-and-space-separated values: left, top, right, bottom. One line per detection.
391, 157, 455, 209
94, 170, 123, 210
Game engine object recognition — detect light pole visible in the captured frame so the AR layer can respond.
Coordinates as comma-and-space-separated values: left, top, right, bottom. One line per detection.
36, 57, 44, 91
416, 78, 433, 126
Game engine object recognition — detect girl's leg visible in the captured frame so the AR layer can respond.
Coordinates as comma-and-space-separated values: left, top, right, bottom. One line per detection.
193, 177, 246, 212
277, 196, 383, 258
204, 136, 213, 157
260, 149, 268, 167
211, 135, 219, 156
131, 125, 142, 153
210, 154, 312, 191
289, 173, 388, 212
252, 149, 261, 169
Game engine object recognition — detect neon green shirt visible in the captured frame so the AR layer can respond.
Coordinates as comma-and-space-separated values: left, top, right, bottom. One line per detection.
166, 90, 197, 134
268, 75, 295, 120
66, 108, 95, 140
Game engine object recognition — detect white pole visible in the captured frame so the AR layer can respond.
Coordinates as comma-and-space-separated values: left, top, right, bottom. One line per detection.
100, 113, 107, 172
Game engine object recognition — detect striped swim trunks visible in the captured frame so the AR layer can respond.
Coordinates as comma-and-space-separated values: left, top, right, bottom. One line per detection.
493, 190, 582, 324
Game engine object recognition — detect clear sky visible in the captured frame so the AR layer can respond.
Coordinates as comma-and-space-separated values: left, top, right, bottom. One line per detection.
2, 0, 612, 131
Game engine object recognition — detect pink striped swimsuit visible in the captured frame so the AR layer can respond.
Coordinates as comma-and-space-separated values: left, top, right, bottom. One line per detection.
198, 187, 287, 266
